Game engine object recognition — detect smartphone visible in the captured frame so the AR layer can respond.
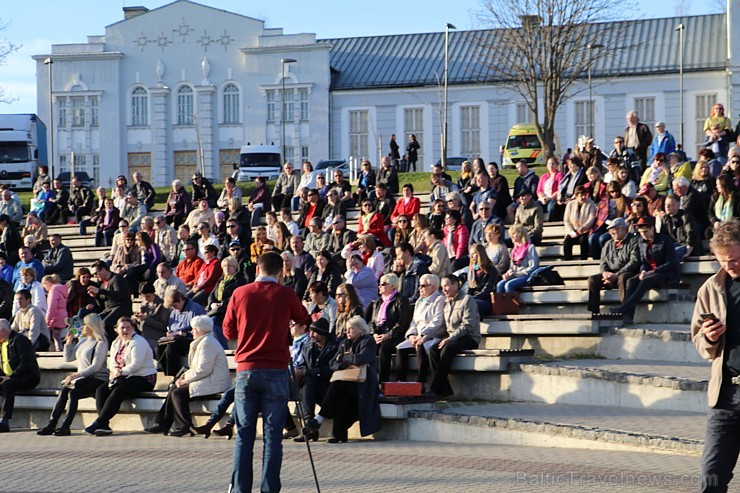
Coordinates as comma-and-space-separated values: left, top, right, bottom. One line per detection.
700, 313, 718, 323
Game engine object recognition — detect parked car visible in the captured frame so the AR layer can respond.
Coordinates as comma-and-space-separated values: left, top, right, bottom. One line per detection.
435, 156, 469, 172
56, 171, 93, 189
315, 159, 349, 177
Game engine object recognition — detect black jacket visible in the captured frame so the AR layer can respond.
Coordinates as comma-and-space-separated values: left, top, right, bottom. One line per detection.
467, 268, 501, 301
298, 200, 326, 231
376, 167, 399, 195
192, 178, 218, 208
43, 245, 74, 282
132, 181, 156, 210
299, 336, 339, 382
364, 292, 411, 341
372, 196, 396, 224
94, 273, 133, 313
70, 185, 94, 211
283, 269, 308, 301
662, 210, 701, 254
0, 278, 12, 320
304, 265, 342, 301
636, 233, 679, 282
1, 330, 41, 387
207, 272, 247, 323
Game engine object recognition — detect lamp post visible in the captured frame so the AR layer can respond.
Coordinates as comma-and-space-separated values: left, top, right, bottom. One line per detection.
675, 23, 685, 146
442, 23, 456, 171
43, 57, 54, 179
280, 58, 297, 163
587, 43, 603, 138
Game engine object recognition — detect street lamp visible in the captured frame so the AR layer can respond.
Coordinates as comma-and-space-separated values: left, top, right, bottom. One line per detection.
675, 23, 685, 146
43, 57, 54, 179
587, 43, 603, 138
280, 58, 297, 163
442, 23, 456, 171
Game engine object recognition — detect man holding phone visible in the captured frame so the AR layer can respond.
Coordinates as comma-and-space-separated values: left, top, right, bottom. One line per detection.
693, 219, 740, 491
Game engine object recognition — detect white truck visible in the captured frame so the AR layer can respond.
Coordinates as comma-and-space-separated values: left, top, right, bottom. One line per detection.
236, 144, 282, 182
0, 114, 47, 190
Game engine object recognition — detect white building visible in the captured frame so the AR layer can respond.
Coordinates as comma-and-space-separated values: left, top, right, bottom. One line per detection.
33, 0, 740, 186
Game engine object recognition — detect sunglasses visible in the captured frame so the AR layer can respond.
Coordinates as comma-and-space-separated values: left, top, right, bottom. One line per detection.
379, 282, 390, 286
479, 207, 491, 211
228, 224, 238, 228
398, 219, 408, 223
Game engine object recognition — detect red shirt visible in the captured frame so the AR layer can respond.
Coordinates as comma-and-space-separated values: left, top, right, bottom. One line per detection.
176, 256, 205, 286
390, 196, 421, 222
303, 203, 318, 228
223, 280, 309, 371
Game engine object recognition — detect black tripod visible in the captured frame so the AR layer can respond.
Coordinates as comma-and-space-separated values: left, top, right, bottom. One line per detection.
288, 361, 321, 493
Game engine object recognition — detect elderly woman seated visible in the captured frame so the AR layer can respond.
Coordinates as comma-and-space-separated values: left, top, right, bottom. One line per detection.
37, 313, 109, 436
145, 316, 231, 437
303, 315, 381, 443
85, 317, 157, 436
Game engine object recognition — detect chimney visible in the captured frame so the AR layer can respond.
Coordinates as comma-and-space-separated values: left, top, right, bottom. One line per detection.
123, 6, 149, 20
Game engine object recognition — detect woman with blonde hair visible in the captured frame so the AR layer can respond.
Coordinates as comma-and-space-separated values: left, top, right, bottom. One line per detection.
42, 274, 69, 351
37, 313, 109, 436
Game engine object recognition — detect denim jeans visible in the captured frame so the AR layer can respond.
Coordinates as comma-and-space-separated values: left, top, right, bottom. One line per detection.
700, 384, 740, 492
496, 276, 529, 293
231, 369, 290, 493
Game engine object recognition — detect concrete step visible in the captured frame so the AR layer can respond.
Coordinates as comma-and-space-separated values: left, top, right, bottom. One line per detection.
518, 285, 689, 305
543, 258, 719, 280
481, 313, 621, 335
521, 300, 696, 324
509, 359, 710, 413
405, 401, 704, 455
597, 325, 706, 363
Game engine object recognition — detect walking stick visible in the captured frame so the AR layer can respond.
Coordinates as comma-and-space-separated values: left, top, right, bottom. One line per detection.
288, 361, 321, 493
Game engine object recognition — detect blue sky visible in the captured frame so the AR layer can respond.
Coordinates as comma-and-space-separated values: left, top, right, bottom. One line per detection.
0, 0, 724, 114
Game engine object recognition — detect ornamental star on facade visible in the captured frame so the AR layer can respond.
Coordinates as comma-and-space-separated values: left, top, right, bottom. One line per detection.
172, 18, 194, 42
155, 32, 172, 52
197, 31, 213, 52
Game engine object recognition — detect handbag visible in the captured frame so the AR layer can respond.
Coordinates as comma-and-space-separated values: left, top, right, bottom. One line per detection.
330, 364, 368, 383
490, 292, 521, 315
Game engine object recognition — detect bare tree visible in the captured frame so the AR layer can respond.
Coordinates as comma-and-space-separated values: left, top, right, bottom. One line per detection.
473, 0, 633, 159
0, 19, 20, 104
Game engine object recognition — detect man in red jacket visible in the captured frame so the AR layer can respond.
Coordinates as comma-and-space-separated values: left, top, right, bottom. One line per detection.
223, 251, 308, 493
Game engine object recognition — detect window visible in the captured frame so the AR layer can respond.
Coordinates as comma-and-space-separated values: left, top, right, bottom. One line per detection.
223, 84, 240, 124
460, 106, 481, 157
72, 98, 85, 127
177, 86, 194, 125
284, 90, 294, 121
299, 89, 309, 120
58, 154, 68, 173
220, 149, 239, 181
174, 150, 197, 180
73, 153, 86, 172
285, 147, 295, 162
404, 108, 424, 164
128, 153, 152, 182
349, 110, 369, 159
575, 101, 595, 138
301, 146, 309, 161
92, 154, 100, 186
89, 97, 99, 127
132, 87, 148, 126
516, 102, 533, 124
634, 97, 656, 128
57, 98, 67, 127
696, 94, 718, 153
266, 90, 275, 122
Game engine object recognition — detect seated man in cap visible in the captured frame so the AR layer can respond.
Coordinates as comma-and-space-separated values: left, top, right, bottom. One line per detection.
0, 318, 41, 432
512, 188, 544, 245
587, 218, 640, 315
191, 172, 218, 209
609, 217, 680, 323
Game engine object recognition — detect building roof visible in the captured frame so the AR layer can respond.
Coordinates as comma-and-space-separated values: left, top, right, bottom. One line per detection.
325, 13, 727, 91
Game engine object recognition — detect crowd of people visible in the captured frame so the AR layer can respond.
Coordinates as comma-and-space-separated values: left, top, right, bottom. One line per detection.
0, 107, 736, 447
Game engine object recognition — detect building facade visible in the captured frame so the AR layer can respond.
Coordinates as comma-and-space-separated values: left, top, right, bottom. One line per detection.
33, 0, 740, 186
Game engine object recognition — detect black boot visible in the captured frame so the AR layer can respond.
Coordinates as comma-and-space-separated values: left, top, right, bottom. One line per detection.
213, 423, 234, 439
191, 419, 217, 439
37, 421, 58, 436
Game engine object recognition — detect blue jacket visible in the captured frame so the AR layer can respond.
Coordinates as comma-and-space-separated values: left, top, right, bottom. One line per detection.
648, 132, 676, 161
636, 233, 680, 282
12, 259, 44, 290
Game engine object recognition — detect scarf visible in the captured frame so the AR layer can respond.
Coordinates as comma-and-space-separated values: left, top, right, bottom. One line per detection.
460, 170, 471, 181
511, 242, 531, 266
377, 290, 397, 327
217, 274, 235, 302
715, 194, 734, 222
647, 162, 663, 185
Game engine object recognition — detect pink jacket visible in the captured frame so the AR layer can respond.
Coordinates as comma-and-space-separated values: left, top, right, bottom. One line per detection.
443, 224, 470, 259
46, 283, 69, 329
536, 171, 563, 199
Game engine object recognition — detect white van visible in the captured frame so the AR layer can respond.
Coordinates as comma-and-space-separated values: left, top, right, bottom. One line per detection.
236, 144, 282, 181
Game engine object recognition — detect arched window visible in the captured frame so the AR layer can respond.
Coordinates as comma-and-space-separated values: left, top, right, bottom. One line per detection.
177, 86, 194, 125
131, 87, 148, 126
223, 83, 240, 124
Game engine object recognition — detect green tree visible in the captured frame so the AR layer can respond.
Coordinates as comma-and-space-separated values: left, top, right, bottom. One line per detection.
474, 0, 633, 159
